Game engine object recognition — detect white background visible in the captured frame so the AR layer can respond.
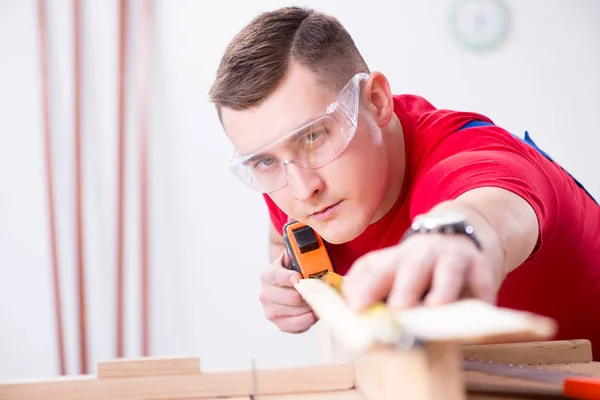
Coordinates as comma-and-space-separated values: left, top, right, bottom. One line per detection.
0, 0, 598, 380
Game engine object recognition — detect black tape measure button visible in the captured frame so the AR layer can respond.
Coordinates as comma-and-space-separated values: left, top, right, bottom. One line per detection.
292, 225, 319, 253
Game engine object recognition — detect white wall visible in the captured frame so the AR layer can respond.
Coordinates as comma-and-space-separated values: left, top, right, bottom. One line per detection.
0, 0, 598, 380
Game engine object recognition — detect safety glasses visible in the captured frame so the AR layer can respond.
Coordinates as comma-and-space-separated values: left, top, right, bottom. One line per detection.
229, 72, 369, 193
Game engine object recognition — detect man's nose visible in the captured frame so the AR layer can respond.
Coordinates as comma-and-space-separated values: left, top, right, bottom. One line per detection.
285, 162, 324, 201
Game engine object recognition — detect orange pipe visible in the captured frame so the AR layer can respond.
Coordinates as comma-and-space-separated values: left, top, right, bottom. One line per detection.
139, 0, 151, 357
37, 0, 67, 376
73, 0, 88, 374
116, 0, 127, 359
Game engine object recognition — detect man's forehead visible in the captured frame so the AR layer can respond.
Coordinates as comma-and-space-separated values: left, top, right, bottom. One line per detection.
222, 68, 335, 155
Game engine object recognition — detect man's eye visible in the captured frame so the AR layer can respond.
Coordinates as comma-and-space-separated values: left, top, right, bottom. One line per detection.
253, 157, 277, 170
304, 130, 324, 144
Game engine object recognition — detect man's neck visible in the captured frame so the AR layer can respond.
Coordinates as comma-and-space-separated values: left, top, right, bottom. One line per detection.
370, 113, 407, 224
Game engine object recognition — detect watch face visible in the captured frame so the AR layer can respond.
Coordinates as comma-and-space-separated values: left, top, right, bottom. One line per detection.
414, 212, 467, 229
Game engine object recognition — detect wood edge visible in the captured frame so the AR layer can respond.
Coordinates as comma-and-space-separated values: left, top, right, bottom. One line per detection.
461, 339, 593, 364
97, 356, 201, 379
259, 389, 363, 399
428, 342, 467, 400
296, 278, 559, 354
0, 362, 355, 387
293, 278, 398, 354
396, 299, 559, 344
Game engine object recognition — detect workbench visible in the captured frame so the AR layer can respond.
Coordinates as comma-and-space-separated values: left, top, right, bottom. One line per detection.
2, 275, 597, 400
0, 340, 596, 399
464, 339, 599, 399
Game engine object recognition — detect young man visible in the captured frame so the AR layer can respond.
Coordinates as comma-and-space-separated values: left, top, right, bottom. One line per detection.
209, 7, 600, 359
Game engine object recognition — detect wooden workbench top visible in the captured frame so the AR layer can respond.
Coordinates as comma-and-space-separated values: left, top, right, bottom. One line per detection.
462, 339, 599, 399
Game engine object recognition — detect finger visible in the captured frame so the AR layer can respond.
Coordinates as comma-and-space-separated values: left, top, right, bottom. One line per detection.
466, 256, 497, 304
264, 302, 314, 322
276, 310, 318, 334
387, 257, 435, 309
272, 249, 292, 272
260, 284, 307, 308
263, 263, 302, 287
423, 255, 468, 306
282, 249, 291, 269
343, 249, 398, 311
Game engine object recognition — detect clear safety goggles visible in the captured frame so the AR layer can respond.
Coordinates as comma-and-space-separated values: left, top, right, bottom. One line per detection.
229, 72, 369, 193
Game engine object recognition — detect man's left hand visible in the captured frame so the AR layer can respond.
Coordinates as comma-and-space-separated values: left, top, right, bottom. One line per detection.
341, 232, 504, 311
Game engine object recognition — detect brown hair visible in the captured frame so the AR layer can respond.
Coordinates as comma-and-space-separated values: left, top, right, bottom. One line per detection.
208, 6, 369, 120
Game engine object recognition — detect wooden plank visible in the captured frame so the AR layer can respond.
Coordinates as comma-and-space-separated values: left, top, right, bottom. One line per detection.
294, 278, 557, 354
428, 342, 465, 400
461, 340, 593, 365
294, 278, 402, 354
354, 345, 437, 400
0, 364, 354, 400
463, 361, 600, 399
260, 389, 363, 399
97, 356, 200, 379
395, 299, 558, 345
181, 392, 362, 400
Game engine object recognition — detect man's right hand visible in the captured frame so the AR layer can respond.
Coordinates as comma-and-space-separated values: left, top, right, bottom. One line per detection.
259, 251, 317, 333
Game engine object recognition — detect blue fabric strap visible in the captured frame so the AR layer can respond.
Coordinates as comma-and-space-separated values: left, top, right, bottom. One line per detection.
459, 120, 597, 204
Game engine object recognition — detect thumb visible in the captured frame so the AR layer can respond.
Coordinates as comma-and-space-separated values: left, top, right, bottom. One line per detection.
282, 249, 291, 269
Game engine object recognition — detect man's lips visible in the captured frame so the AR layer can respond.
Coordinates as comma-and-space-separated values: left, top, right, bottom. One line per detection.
309, 201, 342, 220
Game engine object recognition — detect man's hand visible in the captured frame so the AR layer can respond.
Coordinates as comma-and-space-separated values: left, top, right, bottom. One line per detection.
342, 233, 501, 311
259, 251, 318, 333
341, 187, 539, 311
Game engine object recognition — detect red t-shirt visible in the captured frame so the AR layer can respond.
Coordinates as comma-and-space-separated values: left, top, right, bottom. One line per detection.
263, 94, 600, 360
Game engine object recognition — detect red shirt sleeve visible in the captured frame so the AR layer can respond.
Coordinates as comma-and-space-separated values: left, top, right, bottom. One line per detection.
409, 126, 559, 257
262, 193, 288, 235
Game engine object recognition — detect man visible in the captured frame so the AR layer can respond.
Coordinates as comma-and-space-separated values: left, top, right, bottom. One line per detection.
208, 7, 600, 359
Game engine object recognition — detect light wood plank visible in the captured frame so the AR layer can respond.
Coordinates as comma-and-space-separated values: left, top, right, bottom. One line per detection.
463, 361, 600, 398
294, 278, 402, 354
294, 278, 557, 355
260, 389, 363, 399
0, 364, 354, 400
395, 299, 558, 345
354, 345, 436, 400
428, 342, 465, 400
180, 392, 362, 400
461, 339, 593, 365
98, 356, 200, 379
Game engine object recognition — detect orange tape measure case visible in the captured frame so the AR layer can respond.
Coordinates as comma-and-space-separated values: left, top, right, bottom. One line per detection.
282, 220, 335, 279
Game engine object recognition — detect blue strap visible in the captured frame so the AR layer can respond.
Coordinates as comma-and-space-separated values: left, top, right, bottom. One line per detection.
459, 120, 597, 204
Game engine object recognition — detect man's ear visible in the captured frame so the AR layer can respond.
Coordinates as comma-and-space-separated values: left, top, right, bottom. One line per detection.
362, 72, 395, 128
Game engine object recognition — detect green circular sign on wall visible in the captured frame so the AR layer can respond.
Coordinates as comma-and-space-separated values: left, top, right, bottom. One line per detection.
448, 0, 512, 53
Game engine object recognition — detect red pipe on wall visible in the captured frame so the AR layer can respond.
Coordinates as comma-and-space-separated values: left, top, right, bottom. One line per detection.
73, 0, 88, 374
37, 0, 67, 376
116, 0, 128, 359
139, 0, 151, 357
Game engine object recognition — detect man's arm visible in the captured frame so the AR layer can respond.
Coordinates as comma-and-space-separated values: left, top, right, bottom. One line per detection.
428, 186, 540, 281
343, 187, 540, 310
343, 140, 553, 310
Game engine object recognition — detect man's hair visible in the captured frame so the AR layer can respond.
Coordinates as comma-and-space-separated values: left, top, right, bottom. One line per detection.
208, 6, 369, 119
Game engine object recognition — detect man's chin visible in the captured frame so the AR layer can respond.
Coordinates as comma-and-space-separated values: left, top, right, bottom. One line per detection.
315, 219, 366, 245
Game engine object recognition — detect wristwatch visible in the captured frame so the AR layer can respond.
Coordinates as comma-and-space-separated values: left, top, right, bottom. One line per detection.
401, 212, 482, 250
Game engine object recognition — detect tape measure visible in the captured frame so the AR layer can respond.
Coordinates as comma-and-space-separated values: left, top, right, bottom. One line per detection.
282, 220, 336, 278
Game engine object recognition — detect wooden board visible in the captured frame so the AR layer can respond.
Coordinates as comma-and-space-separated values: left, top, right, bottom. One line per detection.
465, 361, 600, 399
0, 364, 354, 400
461, 339, 593, 365
462, 340, 598, 399
97, 356, 200, 379
0, 340, 596, 400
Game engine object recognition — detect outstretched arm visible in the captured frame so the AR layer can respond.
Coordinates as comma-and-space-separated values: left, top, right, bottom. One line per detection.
342, 137, 554, 312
